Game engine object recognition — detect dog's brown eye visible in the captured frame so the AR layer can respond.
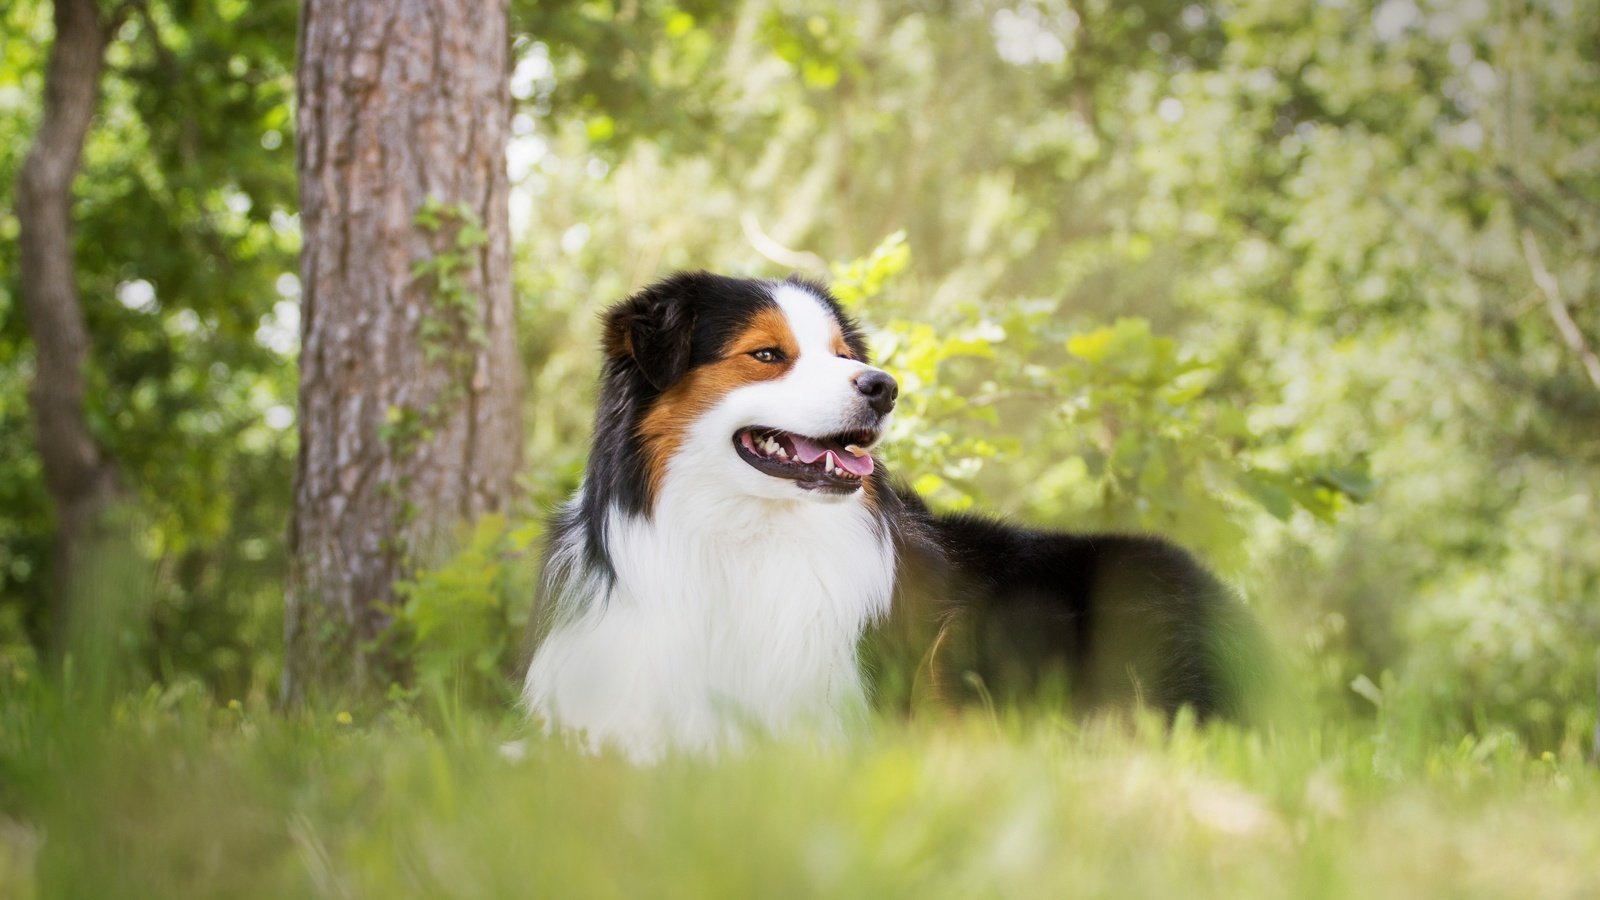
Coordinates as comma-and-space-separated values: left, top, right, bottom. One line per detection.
750, 348, 784, 364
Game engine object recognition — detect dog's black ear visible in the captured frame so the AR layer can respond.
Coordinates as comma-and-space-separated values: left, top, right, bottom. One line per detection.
602, 278, 697, 391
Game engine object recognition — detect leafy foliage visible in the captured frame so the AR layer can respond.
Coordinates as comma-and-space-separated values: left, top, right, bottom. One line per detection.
1, 0, 1597, 752
388, 514, 541, 712
1, 0, 299, 694
833, 231, 1370, 575
3, 1, 1600, 894
381, 198, 495, 473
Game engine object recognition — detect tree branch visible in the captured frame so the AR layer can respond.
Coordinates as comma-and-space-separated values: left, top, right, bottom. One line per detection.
740, 211, 828, 273
1519, 227, 1600, 393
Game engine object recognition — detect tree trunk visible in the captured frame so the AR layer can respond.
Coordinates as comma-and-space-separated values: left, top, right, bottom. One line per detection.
15, 0, 124, 652
286, 0, 522, 700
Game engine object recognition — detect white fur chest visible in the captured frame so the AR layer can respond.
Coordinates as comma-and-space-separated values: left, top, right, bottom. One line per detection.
522, 483, 896, 762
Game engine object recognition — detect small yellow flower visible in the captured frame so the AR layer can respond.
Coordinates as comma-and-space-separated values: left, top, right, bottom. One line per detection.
336, 711, 354, 726
228, 699, 243, 712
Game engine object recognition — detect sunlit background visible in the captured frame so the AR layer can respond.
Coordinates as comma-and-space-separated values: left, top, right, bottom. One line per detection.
2, 0, 1599, 894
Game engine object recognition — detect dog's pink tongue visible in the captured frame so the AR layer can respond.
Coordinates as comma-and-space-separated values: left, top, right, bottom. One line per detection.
788, 434, 875, 477
788, 434, 829, 464
835, 450, 874, 477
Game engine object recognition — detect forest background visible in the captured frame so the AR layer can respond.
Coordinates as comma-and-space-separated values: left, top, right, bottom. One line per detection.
2, 0, 1599, 895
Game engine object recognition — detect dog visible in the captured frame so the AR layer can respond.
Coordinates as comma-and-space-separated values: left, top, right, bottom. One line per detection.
521, 272, 1257, 760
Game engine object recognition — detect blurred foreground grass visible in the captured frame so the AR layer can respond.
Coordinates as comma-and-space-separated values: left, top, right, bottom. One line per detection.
3, 682, 1598, 899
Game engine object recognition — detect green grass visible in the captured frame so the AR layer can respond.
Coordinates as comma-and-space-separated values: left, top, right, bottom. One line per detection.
4, 681, 1599, 899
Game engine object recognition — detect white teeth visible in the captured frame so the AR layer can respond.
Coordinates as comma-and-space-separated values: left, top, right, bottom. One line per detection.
824, 454, 835, 474
844, 444, 867, 457
775, 447, 787, 459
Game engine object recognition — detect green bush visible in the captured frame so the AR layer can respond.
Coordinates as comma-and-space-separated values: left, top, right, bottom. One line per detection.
389, 515, 542, 715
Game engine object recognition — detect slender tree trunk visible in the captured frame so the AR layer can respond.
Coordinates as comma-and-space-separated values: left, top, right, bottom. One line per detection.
286, 0, 522, 700
15, 0, 124, 652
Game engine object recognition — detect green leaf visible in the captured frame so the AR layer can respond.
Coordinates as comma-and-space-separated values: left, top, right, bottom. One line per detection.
665, 10, 695, 37
1066, 328, 1114, 363
1238, 471, 1295, 521
586, 115, 617, 142
1317, 466, 1375, 502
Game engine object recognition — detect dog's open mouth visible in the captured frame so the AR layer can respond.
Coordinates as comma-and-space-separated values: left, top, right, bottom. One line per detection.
733, 426, 877, 493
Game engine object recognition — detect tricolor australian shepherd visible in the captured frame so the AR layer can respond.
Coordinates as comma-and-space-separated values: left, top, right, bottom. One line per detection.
522, 272, 1257, 760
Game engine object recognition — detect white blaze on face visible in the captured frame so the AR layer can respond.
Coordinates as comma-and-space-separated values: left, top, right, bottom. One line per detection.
667, 282, 891, 503
772, 283, 845, 359
766, 283, 877, 424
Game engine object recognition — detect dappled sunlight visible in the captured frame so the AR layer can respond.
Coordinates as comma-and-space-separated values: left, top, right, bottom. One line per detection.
2, 0, 1598, 894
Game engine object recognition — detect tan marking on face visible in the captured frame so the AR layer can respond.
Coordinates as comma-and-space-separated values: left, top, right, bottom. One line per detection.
637, 307, 799, 501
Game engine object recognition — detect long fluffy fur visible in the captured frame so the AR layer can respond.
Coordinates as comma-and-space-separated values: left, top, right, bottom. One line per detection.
523, 273, 1258, 760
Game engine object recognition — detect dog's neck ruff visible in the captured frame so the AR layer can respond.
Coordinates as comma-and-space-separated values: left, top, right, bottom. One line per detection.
523, 471, 896, 762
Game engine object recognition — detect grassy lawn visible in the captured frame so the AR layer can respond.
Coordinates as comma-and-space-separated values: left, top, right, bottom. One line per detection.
4, 683, 1598, 899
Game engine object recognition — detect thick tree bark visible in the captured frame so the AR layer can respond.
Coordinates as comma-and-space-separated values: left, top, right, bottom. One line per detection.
286, 0, 522, 700
15, 0, 124, 651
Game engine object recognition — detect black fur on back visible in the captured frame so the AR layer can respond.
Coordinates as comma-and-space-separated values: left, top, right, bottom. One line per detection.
870, 484, 1260, 722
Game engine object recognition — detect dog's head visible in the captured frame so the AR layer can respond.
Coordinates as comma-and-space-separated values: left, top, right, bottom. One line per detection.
597, 272, 897, 505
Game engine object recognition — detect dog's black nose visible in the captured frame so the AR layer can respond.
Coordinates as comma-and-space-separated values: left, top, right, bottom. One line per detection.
853, 370, 899, 415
